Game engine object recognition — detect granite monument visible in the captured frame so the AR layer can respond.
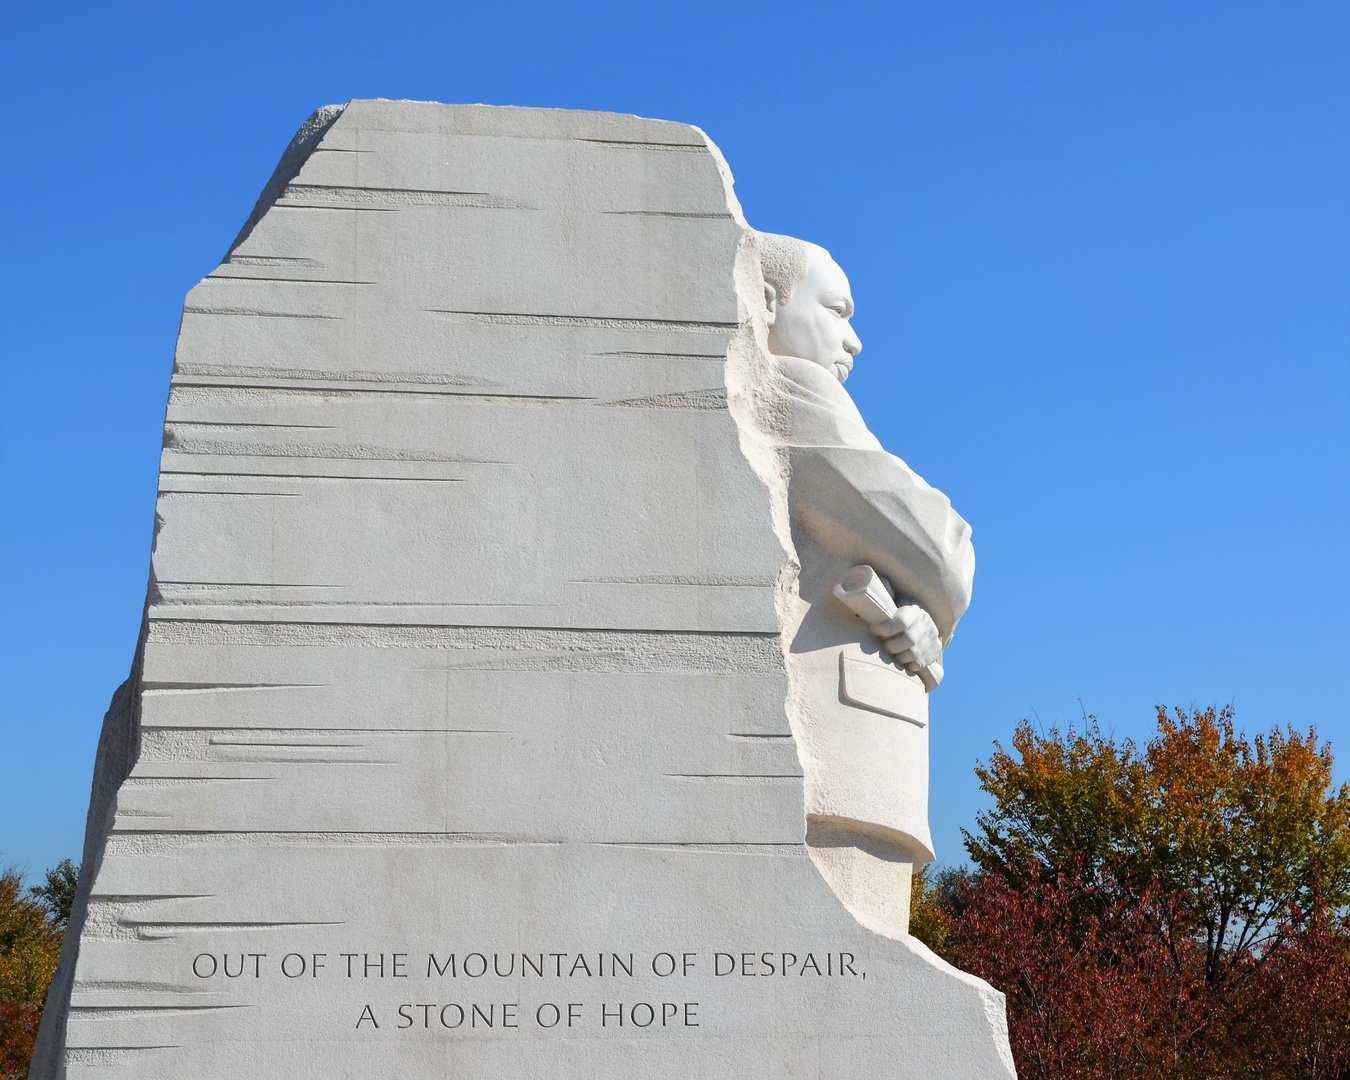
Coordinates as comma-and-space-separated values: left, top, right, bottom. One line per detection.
32, 101, 1013, 1079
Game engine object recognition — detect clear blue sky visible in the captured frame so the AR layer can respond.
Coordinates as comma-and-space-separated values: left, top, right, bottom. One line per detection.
2, 1, 1347, 878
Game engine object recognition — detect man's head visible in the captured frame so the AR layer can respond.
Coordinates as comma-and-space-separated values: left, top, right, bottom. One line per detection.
757, 232, 862, 383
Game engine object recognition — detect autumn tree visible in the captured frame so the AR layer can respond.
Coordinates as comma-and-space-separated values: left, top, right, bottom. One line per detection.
916, 706, 1350, 1080
966, 706, 1350, 984
1134, 707, 1350, 988
30, 860, 78, 929
964, 711, 1143, 884
0, 867, 64, 1079
939, 860, 1198, 1080
909, 864, 953, 951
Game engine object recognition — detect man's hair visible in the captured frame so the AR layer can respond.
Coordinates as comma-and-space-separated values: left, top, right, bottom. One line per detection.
756, 232, 815, 305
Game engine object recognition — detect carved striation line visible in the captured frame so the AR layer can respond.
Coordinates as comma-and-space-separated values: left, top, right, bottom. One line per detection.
148, 726, 506, 735
173, 363, 500, 388
273, 203, 397, 214
66, 1046, 181, 1058
169, 382, 585, 403
664, 773, 803, 782
157, 468, 469, 483
149, 602, 556, 614
153, 598, 347, 609
599, 842, 803, 854
106, 831, 552, 849
603, 210, 728, 218
100, 833, 802, 859
572, 574, 773, 587
158, 491, 303, 499
73, 980, 195, 992
103, 832, 796, 852
603, 387, 727, 410
594, 351, 726, 361
144, 621, 786, 673
726, 733, 795, 742
220, 762, 389, 767
223, 255, 323, 267
162, 437, 500, 464
204, 275, 375, 285
69, 1006, 247, 1018
142, 683, 324, 696
577, 138, 704, 152
209, 738, 367, 748
118, 919, 343, 931
122, 777, 272, 784
153, 580, 344, 588
182, 306, 340, 320
429, 310, 735, 333
282, 184, 531, 209
165, 421, 337, 430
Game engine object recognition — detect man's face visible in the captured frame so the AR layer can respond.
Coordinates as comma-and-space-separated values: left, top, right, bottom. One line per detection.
766, 251, 863, 383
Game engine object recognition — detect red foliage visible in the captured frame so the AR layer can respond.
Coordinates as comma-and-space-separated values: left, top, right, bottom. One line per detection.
943, 859, 1210, 1080
1224, 887, 1350, 1080
0, 1000, 43, 1080
934, 706, 1350, 1078
936, 857, 1350, 1080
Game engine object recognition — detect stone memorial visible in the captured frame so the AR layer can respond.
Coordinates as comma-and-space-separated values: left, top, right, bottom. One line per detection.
32, 101, 1015, 1078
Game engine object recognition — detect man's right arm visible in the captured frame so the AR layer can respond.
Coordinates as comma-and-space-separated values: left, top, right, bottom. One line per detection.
787, 444, 976, 647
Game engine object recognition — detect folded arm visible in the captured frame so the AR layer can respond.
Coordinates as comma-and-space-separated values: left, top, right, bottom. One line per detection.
787, 445, 976, 646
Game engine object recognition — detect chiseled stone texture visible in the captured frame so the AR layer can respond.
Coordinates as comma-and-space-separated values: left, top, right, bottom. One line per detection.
32, 101, 1015, 1079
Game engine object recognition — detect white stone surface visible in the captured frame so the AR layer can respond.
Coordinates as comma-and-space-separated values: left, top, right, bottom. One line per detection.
834, 564, 944, 690
739, 235, 977, 876
32, 101, 1013, 1079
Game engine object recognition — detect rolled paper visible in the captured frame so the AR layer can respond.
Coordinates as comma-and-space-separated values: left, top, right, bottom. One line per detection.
833, 565, 943, 692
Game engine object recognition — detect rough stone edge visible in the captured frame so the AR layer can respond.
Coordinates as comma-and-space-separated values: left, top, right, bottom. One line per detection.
225, 103, 348, 258
706, 128, 1018, 1078
29, 101, 351, 1080
28, 616, 148, 1080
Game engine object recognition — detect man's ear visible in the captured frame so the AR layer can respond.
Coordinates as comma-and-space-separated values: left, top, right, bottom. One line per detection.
764, 283, 778, 327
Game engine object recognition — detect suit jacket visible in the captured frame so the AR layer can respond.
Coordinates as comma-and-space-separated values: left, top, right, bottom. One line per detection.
772, 354, 975, 644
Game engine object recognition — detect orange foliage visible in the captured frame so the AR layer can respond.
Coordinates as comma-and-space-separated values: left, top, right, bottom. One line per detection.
0, 869, 63, 1080
922, 706, 1350, 1080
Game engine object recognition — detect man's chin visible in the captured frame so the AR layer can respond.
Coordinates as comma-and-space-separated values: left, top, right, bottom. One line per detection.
833, 359, 853, 383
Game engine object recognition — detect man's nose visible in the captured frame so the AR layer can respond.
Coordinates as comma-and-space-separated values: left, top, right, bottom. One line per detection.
844, 324, 862, 356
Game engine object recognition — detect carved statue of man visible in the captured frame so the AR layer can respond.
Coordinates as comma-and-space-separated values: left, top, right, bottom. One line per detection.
755, 232, 976, 933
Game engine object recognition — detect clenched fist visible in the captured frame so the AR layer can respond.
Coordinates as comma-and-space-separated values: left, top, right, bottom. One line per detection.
875, 602, 942, 675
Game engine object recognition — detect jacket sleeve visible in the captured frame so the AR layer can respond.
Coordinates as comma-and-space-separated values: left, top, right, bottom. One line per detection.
787, 444, 975, 643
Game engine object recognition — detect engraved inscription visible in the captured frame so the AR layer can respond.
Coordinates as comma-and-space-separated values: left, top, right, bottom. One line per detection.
186, 945, 869, 1032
